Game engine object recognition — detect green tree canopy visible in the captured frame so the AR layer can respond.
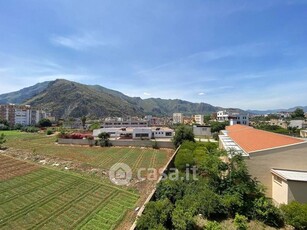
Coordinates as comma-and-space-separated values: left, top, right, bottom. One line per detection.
172, 125, 195, 148
174, 149, 195, 171
291, 108, 305, 119
38, 118, 52, 127
209, 121, 229, 133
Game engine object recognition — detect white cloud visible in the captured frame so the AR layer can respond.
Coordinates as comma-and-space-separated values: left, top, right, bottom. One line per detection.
143, 92, 151, 96
198, 92, 204, 96
51, 33, 107, 50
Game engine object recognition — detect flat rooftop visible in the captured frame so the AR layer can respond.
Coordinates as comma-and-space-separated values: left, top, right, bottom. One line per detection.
225, 125, 305, 154
271, 169, 307, 182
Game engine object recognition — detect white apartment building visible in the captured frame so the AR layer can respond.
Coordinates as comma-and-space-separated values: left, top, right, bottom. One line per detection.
0, 104, 48, 126
194, 114, 204, 125
173, 113, 183, 124
217, 110, 249, 125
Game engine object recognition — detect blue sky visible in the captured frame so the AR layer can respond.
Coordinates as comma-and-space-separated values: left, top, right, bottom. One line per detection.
0, 0, 306, 110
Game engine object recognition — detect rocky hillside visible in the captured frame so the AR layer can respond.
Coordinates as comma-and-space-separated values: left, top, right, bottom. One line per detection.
0, 79, 224, 118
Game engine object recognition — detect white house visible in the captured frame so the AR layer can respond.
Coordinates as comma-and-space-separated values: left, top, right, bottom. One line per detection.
217, 110, 249, 125
93, 127, 174, 140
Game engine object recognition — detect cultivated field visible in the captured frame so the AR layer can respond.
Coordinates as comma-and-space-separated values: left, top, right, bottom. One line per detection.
2, 131, 171, 176
0, 131, 173, 229
0, 155, 139, 230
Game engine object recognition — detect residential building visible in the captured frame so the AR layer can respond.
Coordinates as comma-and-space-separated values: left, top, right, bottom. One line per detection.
271, 169, 307, 205
300, 130, 307, 138
103, 119, 148, 128
217, 110, 229, 122
219, 124, 307, 201
173, 113, 183, 124
289, 120, 307, 129
193, 125, 211, 137
0, 104, 48, 126
217, 110, 249, 125
93, 127, 174, 140
194, 114, 204, 125
269, 119, 288, 129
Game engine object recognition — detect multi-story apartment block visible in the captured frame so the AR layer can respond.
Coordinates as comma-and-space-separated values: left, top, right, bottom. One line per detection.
173, 113, 183, 124
0, 104, 48, 126
217, 110, 249, 125
194, 114, 204, 125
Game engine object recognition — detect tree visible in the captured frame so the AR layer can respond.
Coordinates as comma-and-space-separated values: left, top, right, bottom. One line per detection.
291, 108, 305, 119
38, 118, 52, 127
0, 133, 6, 149
89, 122, 101, 131
81, 116, 87, 129
203, 115, 211, 124
172, 125, 195, 148
174, 149, 195, 171
98, 132, 111, 147
209, 121, 228, 133
136, 199, 174, 229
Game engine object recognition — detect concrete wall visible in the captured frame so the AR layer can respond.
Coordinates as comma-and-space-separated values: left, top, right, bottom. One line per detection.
272, 174, 288, 205
245, 142, 307, 198
193, 126, 211, 136
110, 140, 174, 149
288, 180, 307, 204
58, 138, 95, 146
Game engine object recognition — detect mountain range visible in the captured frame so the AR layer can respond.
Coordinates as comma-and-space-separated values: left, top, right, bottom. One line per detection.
1, 79, 305, 119
0, 79, 227, 119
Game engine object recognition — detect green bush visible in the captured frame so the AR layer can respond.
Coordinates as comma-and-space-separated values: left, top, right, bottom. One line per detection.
234, 213, 248, 230
46, 129, 54, 135
204, 220, 222, 230
281, 201, 307, 230
0, 133, 6, 149
152, 140, 159, 149
253, 197, 284, 228
21, 126, 40, 133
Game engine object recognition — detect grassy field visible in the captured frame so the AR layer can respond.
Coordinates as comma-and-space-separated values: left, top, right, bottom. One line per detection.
1, 131, 172, 175
0, 155, 138, 230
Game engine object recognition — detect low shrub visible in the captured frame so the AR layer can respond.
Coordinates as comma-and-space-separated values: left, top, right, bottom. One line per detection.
204, 220, 222, 230
21, 126, 40, 133
253, 197, 284, 228
46, 129, 54, 135
281, 201, 307, 230
234, 213, 248, 230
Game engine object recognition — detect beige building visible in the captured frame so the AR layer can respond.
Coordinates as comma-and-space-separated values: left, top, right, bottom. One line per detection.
271, 169, 307, 205
300, 130, 307, 138
269, 119, 288, 129
172, 113, 183, 124
194, 114, 204, 125
220, 125, 307, 200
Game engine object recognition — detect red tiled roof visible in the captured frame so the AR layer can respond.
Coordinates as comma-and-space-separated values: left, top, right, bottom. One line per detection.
226, 125, 305, 153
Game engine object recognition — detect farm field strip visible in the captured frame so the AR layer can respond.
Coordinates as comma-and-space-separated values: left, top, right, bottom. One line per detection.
0, 156, 139, 230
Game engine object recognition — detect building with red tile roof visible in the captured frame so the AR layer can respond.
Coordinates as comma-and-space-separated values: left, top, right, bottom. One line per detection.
225, 124, 305, 154
219, 124, 307, 200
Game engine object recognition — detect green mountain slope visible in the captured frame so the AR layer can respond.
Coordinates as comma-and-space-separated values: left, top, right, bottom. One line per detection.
0, 79, 225, 118
0, 81, 51, 104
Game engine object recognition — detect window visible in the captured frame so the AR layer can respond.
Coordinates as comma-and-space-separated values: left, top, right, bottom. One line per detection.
165, 132, 172, 136
135, 133, 149, 138
274, 175, 282, 185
